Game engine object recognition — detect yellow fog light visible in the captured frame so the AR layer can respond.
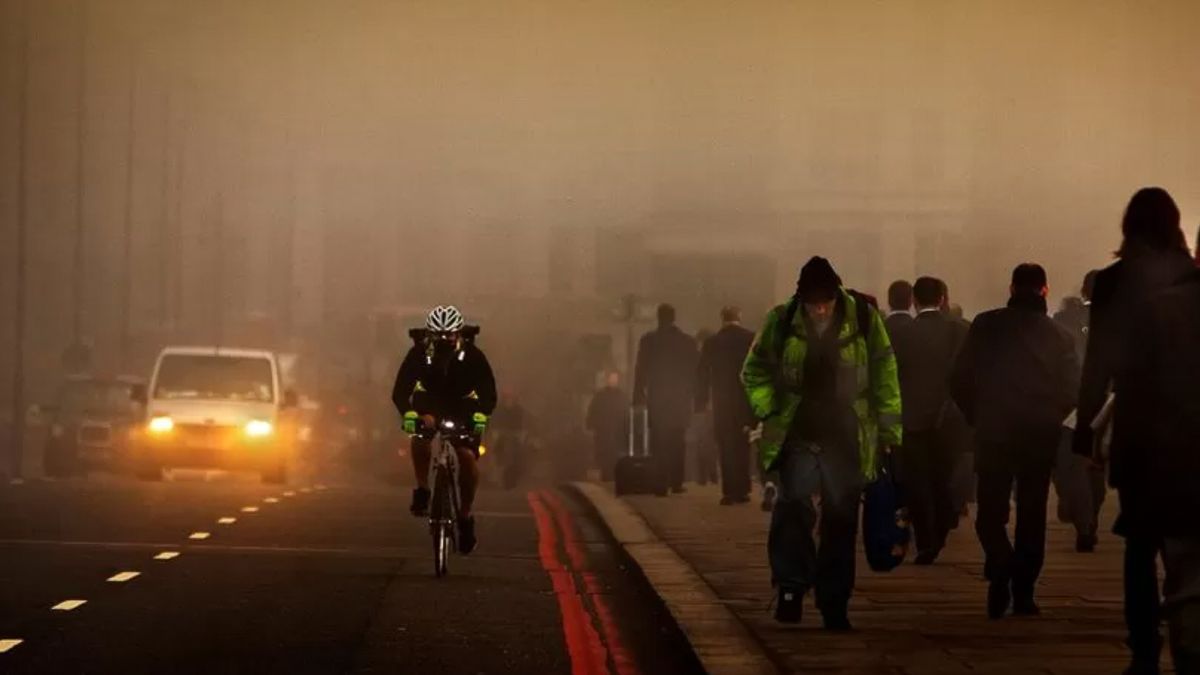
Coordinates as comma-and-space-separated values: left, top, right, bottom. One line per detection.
148, 416, 174, 434
244, 420, 273, 438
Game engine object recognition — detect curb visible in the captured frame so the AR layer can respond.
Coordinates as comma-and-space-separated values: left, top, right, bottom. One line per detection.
567, 481, 779, 675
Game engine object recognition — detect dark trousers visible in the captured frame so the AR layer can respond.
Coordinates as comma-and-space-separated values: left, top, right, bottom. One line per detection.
975, 441, 1055, 595
1122, 498, 1165, 665
716, 420, 751, 499
768, 442, 863, 616
901, 429, 957, 555
650, 423, 687, 490
594, 432, 624, 481
1164, 537, 1200, 674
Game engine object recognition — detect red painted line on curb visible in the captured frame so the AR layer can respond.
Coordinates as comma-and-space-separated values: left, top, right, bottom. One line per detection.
540, 490, 641, 675
528, 492, 608, 675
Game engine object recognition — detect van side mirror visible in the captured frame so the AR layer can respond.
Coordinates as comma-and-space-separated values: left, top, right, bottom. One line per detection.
282, 389, 299, 409
130, 384, 148, 406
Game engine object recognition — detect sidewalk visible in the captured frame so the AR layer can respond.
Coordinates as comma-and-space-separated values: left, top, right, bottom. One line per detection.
580, 482, 1152, 675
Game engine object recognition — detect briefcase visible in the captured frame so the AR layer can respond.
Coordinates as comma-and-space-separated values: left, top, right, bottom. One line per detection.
614, 407, 667, 497
862, 453, 912, 573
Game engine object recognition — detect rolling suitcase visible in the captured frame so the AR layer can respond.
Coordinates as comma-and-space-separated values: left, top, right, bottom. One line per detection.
614, 407, 667, 497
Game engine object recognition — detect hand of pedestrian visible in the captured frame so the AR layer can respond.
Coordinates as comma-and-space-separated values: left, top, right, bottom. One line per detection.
421, 414, 437, 430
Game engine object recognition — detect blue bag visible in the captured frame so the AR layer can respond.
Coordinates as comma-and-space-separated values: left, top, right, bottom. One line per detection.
861, 453, 911, 572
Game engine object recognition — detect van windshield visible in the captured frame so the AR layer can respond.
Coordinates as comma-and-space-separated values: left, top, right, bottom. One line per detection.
154, 355, 275, 403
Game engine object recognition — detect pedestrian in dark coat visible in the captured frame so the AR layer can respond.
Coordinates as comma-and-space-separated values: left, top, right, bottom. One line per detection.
1052, 270, 1108, 553
1127, 265, 1200, 674
696, 307, 756, 505
893, 277, 969, 564
885, 280, 915, 342
586, 371, 628, 481
1073, 187, 1197, 675
951, 263, 1079, 620
633, 304, 699, 493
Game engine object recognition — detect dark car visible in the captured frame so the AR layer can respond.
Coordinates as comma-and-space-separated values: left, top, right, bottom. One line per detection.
43, 375, 145, 477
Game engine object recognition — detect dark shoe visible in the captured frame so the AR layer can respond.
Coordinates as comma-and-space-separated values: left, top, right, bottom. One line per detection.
733, 495, 751, 504
458, 516, 477, 555
774, 588, 803, 624
671, 485, 687, 495
1012, 594, 1041, 616
761, 483, 778, 513
719, 496, 735, 506
410, 487, 430, 517
1076, 533, 1098, 553
914, 549, 939, 566
987, 581, 1011, 619
822, 614, 853, 631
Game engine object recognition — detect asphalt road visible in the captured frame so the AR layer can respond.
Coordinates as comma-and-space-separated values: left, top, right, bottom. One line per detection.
0, 470, 703, 674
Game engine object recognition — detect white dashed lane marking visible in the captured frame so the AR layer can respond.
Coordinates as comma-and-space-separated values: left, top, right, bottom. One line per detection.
263, 497, 279, 504
107, 571, 140, 583
51, 600, 86, 611
217, 517, 237, 525
241, 506, 259, 513
0, 639, 22, 653
188, 532, 211, 540
299, 487, 312, 494
153, 551, 179, 560
283, 491, 296, 497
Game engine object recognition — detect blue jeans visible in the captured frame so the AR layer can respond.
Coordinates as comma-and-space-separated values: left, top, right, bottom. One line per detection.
768, 442, 864, 615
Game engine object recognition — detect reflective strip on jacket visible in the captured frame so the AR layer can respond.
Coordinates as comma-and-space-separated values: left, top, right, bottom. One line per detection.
740, 288, 902, 480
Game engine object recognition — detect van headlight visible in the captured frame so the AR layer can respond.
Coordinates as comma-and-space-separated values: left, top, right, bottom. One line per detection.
148, 416, 174, 434
245, 420, 273, 438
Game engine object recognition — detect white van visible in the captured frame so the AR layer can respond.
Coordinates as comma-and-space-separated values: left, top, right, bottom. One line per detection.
135, 346, 297, 483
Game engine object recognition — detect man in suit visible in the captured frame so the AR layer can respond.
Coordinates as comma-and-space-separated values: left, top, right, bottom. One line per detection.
952, 264, 1079, 619
696, 306, 757, 505
634, 304, 699, 494
894, 277, 969, 564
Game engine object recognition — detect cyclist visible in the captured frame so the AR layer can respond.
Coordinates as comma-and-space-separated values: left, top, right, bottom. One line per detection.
392, 305, 497, 554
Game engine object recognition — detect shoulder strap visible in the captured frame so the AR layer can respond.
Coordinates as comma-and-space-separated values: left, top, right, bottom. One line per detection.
774, 297, 801, 362
775, 291, 873, 360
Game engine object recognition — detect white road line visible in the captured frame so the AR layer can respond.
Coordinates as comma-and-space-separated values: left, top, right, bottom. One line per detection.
107, 571, 140, 583
315, 484, 328, 491
283, 491, 296, 497
299, 487, 312, 493
188, 532, 211, 540
0, 639, 22, 653
241, 506, 259, 513
51, 600, 86, 611
217, 517, 236, 525
263, 497, 279, 504
153, 551, 179, 560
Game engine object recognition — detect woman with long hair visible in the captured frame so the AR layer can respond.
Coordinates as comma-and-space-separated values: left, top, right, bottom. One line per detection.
1074, 187, 1195, 675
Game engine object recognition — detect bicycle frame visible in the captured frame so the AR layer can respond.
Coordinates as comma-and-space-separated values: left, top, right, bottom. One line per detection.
426, 420, 467, 577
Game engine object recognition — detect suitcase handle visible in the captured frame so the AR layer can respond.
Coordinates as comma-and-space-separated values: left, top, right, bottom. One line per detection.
628, 406, 649, 458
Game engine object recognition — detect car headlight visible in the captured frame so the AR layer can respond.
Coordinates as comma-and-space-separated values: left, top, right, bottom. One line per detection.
148, 416, 174, 434
244, 420, 273, 438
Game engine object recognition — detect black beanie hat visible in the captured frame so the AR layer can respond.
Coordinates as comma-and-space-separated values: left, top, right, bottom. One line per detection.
796, 256, 842, 301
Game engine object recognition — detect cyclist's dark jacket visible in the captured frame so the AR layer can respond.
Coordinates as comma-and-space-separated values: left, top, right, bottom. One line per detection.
391, 343, 498, 422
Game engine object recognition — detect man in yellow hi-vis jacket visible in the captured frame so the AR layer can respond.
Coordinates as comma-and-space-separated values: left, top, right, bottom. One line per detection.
742, 257, 902, 629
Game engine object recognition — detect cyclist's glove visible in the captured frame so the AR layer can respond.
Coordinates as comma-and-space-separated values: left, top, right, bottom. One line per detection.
402, 411, 419, 435
472, 412, 489, 436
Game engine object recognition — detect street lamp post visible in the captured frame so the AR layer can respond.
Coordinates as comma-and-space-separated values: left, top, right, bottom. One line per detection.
119, 62, 137, 372
10, 0, 31, 479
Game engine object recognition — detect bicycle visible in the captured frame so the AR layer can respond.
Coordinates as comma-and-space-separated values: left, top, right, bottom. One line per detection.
419, 418, 472, 577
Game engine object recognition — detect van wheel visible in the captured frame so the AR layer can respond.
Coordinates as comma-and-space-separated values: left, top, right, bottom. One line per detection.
261, 464, 287, 485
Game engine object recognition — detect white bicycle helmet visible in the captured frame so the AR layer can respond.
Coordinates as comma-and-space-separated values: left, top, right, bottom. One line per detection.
426, 305, 465, 333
